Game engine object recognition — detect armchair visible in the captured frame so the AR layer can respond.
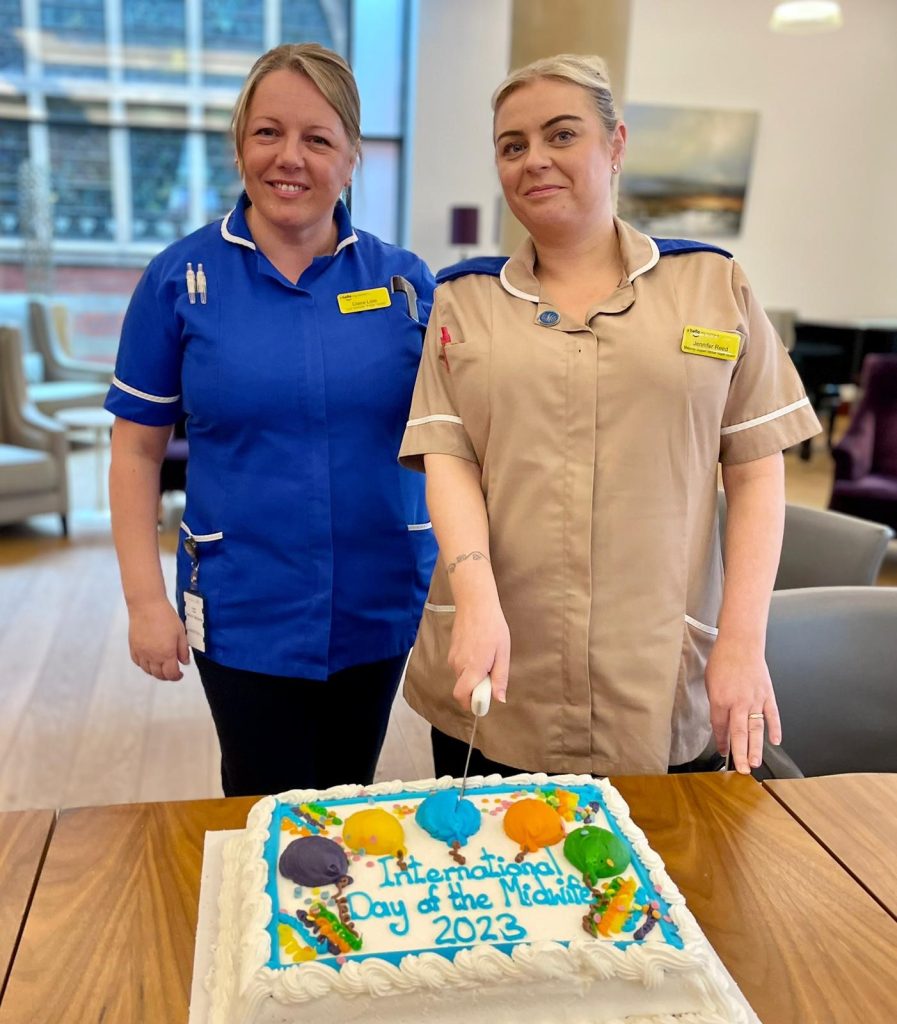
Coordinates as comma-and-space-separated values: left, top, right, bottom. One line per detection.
0, 325, 69, 535
829, 354, 897, 531
26, 298, 111, 416
761, 587, 897, 777
718, 493, 893, 588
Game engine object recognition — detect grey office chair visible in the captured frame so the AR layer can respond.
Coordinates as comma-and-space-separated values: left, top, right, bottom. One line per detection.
718, 494, 893, 589
762, 587, 897, 778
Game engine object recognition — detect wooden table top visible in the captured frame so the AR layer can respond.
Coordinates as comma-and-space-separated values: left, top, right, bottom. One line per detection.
0, 810, 55, 1000
2, 775, 897, 1023
764, 773, 897, 921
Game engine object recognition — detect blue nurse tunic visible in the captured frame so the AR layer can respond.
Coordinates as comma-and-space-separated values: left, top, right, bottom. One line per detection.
105, 194, 437, 679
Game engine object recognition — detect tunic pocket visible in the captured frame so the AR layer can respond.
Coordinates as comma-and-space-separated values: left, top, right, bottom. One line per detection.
670, 615, 717, 764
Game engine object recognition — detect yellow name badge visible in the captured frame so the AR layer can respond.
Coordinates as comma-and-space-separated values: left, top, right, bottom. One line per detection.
337, 287, 391, 314
681, 325, 741, 360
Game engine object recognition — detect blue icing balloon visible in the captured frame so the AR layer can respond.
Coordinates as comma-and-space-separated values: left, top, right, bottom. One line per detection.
415, 789, 482, 847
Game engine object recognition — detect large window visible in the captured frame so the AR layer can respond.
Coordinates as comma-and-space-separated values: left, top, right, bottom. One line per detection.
39, 0, 109, 79
0, 0, 24, 72
122, 0, 188, 83
0, 120, 28, 236
0, 0, 411, 265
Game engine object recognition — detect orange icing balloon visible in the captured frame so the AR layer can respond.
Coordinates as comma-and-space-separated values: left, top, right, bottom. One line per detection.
503, 799, 566, 852
342, 808, 405, 856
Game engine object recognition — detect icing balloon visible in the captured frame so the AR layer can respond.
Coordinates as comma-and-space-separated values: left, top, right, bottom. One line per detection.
279, 835, 348, 887
415, 790, 481, 847
343, 808, 405, 856
563, 825, 631, 881
503, 799, 565, 852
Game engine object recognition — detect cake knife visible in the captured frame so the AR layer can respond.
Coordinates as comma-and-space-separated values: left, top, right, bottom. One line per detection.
457, 676, 493, 803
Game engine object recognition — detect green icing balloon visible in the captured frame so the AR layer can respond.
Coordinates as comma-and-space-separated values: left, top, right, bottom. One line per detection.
564, 826, 631, 881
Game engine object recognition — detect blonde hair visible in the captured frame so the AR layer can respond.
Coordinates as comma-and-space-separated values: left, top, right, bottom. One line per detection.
232, 43, 360, 173
492, 54, 619, 139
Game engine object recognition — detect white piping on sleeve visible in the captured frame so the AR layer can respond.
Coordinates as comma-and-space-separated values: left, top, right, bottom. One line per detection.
720, 397, 811, 436
180, 522, 224, 542
407, 522, 432, 531
685, 615, 719, 637
628, 237, 660, 282
112, 376, 180, 404
220, 211, 257, 250
425, 602, 456, 613
406, 414, 464, 427
499, 261, 539, 303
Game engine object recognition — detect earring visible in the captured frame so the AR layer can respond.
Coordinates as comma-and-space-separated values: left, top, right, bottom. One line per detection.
612, 163, 619, 173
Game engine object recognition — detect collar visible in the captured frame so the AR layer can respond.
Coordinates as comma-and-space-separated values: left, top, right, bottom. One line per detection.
219, 191, 359, 254
498, 216, 660, 306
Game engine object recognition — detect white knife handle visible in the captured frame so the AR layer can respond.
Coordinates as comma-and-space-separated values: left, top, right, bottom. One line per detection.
471, 676, 492, 717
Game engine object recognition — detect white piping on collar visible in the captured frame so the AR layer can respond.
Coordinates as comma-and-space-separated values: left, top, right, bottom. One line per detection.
334, 232, 358, 254
499, 260, 539, 303
628, 236, 659, 283
220, 208, 257, 250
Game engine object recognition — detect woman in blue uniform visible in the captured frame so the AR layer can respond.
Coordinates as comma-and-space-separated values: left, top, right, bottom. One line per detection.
106, 43, 436, 796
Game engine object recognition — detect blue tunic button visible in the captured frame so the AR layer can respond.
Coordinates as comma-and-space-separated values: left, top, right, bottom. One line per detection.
538, 310, 560, 326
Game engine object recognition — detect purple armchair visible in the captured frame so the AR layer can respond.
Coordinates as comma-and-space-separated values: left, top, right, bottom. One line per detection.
829, 355, 897, 531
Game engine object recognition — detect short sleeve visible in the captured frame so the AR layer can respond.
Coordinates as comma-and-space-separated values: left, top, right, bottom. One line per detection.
398, 285, 478, 472
719, 262, 821, 464
104, 259, 184, 426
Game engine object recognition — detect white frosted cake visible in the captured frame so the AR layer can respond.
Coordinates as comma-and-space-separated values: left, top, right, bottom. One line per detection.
206, 774, 747, 1023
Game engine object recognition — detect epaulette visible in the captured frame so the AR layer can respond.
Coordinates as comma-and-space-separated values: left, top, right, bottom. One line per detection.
436, 257, 507, 285
653, 238, 733, 258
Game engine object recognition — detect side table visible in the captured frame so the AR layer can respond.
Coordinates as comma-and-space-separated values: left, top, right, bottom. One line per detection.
55, 407, 115, 512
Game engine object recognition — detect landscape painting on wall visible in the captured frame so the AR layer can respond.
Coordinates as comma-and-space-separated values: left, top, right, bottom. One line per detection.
617, 105, 759, 237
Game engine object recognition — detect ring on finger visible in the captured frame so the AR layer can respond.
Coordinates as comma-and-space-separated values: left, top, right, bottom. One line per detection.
748, 712, 765, 721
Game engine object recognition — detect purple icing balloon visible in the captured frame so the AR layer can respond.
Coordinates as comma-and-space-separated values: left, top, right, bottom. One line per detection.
279, 835, 349, 887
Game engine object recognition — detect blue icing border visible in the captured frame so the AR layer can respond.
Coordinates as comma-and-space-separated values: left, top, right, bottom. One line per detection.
263, 783, 683, 969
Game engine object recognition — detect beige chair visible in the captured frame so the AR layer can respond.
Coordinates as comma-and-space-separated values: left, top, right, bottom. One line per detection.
26, 298, 110, 415
718, 493, 893, 588
0, 325, 69, 535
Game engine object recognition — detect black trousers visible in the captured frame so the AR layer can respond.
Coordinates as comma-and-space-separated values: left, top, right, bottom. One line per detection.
195, 650, 407, 797
431, 726, 727, 778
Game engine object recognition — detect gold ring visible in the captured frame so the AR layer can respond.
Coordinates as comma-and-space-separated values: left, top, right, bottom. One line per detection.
748, 712, 765, 720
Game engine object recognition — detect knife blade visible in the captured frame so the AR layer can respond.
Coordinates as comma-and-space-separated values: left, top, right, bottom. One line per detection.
457, 676, 493, 803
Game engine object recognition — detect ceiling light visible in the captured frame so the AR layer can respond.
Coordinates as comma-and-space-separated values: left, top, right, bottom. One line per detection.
770, 1, 843, 32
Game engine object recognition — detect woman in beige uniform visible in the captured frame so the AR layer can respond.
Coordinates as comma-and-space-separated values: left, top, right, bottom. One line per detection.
399, 54, 820, 778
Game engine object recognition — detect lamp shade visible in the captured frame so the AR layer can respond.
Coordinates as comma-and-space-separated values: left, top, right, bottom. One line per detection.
450, 206, 479, 247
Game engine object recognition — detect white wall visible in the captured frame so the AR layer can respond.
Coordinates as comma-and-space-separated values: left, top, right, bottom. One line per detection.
409, 0, 512, 273
626, 0, 897, 319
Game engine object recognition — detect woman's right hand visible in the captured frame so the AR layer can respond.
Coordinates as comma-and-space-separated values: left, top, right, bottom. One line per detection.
449, 594, 511, 711
127, 598, 191, 681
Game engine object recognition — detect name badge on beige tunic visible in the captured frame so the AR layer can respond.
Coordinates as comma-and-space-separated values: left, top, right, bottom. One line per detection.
681, 325, 740, 360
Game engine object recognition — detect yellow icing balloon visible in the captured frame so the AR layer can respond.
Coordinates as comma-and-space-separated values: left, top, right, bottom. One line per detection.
343, 808, 405, 856
503, 799, 566, 852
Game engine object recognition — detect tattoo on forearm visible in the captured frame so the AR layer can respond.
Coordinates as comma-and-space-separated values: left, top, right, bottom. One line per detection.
447, 551, 490, 574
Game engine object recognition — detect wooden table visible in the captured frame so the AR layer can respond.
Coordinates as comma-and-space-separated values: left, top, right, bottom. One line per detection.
3, 775, 897, 1023
764, 773, 897, 921
0, 810, 55, 1000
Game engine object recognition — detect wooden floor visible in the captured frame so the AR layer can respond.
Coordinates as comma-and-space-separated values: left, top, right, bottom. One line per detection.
0, 441, 894, 813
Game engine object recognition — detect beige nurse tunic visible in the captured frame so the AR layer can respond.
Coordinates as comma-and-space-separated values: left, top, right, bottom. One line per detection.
399, 218, 821, 776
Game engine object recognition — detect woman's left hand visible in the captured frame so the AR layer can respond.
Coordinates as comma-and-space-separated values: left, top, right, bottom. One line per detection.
705, 636, 782, 775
